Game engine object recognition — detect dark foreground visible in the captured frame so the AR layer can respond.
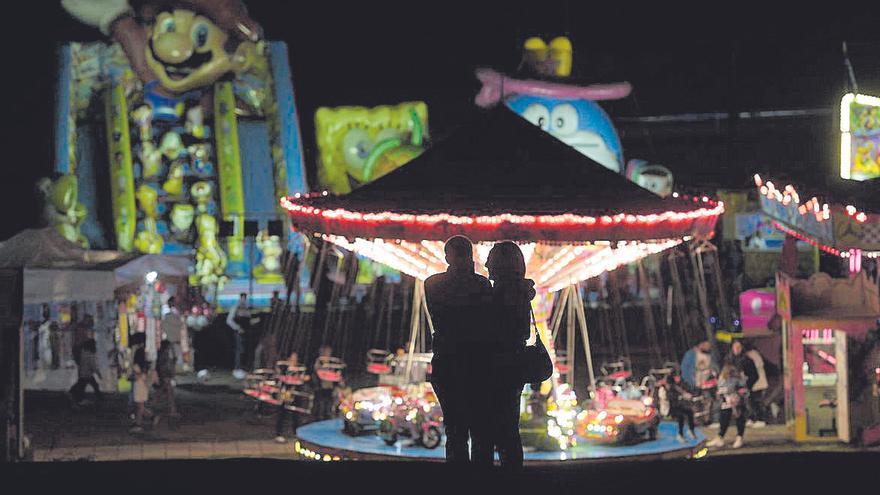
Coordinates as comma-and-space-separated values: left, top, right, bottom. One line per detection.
3, 452, 878, 493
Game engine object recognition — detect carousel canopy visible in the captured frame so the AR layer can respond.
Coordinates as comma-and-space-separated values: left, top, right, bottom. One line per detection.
284, 107, 722, 290
284, 106, 721, 243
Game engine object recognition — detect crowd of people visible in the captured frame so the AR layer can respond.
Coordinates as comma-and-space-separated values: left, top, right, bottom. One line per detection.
675, 338, 775, 449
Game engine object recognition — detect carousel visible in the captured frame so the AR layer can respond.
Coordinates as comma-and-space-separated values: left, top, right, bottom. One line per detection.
279, 104, 720, 463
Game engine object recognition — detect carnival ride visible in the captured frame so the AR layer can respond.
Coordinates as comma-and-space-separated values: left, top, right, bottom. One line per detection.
283, 102, 720, 461
377, 382, 443, 449
53, 6, 309, 308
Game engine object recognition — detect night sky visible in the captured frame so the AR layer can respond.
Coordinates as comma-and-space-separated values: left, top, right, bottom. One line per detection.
4, 2, 880, 240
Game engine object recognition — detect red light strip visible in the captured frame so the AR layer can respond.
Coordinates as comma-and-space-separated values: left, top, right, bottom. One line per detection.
771, 221, 841, 256
280, 196, 723, 242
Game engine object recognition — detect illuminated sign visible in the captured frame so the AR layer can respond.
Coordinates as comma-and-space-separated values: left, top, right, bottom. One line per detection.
841, 93, 880, 181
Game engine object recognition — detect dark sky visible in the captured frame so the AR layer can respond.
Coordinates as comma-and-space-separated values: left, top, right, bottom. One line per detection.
3, 2, 880, 240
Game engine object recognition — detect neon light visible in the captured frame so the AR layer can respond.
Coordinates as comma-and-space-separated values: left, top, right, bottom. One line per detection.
841, 93, 880, 180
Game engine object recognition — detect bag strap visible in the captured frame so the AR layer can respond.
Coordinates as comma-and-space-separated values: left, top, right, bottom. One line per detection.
528, 308, 544, 349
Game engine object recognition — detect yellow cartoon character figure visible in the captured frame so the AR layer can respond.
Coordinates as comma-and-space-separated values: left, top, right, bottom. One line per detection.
163, 161, 186, 197
185, 107, 205, 139
131, 105, 153, 141
145, 9, 259, 94
522, 36, 572, 77
190, 181, 213, 213
139, 141, 163, 179
192, 214, 228, 290
315, 102, 429, 194
39, 174, 89, 248
253, 229, 284, 283
134, 184, 164, 254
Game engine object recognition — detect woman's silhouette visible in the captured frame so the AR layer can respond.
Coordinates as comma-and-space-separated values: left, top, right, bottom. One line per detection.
472, 241, 536, 470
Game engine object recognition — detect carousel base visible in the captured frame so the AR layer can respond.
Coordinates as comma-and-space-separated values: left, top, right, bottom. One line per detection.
294, 419, 707, 465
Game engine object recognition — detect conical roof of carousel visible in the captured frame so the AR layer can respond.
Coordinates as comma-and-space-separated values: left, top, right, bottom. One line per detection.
319, 105, 695, 216
285, 106, 721, 242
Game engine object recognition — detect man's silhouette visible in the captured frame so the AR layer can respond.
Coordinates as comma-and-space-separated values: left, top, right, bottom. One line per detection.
425, 235, 493, 463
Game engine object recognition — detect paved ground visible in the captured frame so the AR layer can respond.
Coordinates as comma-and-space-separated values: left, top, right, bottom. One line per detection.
25, 370, 878, 462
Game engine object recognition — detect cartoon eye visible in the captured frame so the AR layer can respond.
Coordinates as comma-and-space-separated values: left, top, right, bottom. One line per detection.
550, 104, 579, 136
341, 129, 373, 171
522, 103, 550, 131
161, 18, 176, 33
192, 23, 210, 48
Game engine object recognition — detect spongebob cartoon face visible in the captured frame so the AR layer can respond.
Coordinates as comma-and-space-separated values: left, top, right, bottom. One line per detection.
314, 102, 429, 194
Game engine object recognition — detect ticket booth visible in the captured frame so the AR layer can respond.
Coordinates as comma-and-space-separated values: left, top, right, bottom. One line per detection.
778, 272, 880, 442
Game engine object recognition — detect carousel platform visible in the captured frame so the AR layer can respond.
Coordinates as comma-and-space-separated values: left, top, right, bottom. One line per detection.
294, 419, 707, 465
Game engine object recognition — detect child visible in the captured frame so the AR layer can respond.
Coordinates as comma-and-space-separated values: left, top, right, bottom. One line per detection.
130, 345, 154, 433
706, 364, 749, 448
664, 372, 697, 443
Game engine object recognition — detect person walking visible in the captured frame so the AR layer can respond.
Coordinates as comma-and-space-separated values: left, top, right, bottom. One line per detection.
130, 343, 154, 433
744, 344, 769, 427
153, 339, 179, 424
69, 335, 103, 407
424, 235, 493, 464
706, 364, 749, 448
473, 241, 535, 471
160, 297, 186, 372
226, 293, 251, 378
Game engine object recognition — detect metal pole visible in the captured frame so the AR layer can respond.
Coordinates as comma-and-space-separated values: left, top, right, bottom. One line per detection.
566, 285, 576, 387
404, 279, 422, 383
572, 284, 596, 391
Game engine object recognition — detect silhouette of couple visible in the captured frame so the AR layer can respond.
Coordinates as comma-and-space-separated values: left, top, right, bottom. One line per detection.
425, 236, 537, 470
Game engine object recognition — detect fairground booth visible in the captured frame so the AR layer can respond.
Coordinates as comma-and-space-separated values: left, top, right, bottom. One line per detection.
748, 93, 880, 443
0, 228, 189, 392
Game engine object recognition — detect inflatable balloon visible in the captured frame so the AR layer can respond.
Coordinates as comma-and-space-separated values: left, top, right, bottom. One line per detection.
315, 102, 429, 194
507, 94, 625, 173
625, 159, 675, 198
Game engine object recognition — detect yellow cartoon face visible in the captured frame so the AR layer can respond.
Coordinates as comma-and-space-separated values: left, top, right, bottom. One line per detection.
314, 102, 429, 194
145, 9, 253, 93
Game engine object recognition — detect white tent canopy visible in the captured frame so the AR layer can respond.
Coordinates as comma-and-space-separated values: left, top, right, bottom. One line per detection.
113, 253, 191, 287
0, 228, 192, 303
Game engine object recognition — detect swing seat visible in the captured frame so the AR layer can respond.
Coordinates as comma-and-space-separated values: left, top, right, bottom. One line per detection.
243, 388, 260, 398
316, 356, 346, 382
367, 362, 392, 375
279, 375, 305, 386
608, 370, 632, 380
556, 363, 571, 374
317, 369, 343, 382
366, 349, 394, 375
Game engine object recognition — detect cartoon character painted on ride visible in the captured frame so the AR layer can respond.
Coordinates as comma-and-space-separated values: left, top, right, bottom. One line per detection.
315, 102, 429, 194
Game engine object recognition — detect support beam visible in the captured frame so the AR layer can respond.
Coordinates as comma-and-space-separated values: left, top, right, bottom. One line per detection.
572, 284, 596, 391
